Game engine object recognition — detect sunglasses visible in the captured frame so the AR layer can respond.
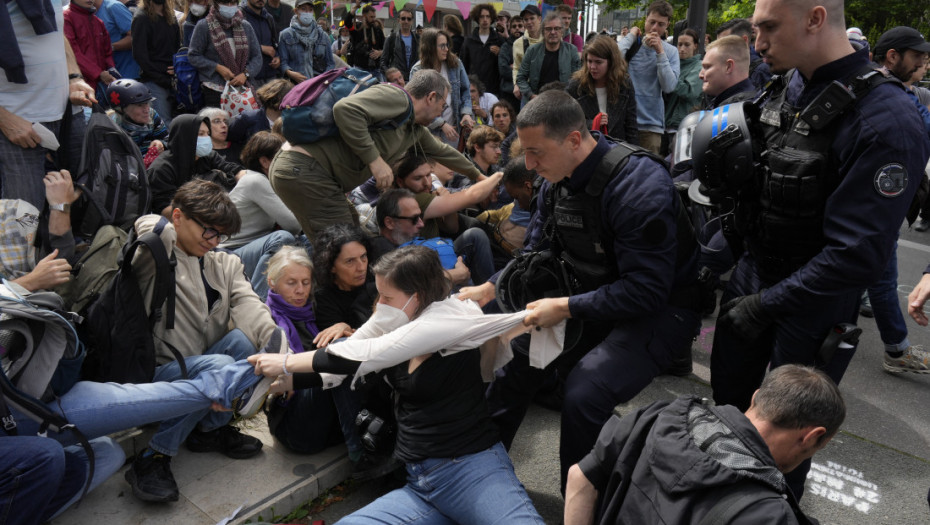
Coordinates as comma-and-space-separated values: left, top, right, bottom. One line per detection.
392, 214, 424, 224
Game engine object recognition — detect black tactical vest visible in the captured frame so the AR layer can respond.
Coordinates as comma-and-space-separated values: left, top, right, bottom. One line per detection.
748, 65, 900, 281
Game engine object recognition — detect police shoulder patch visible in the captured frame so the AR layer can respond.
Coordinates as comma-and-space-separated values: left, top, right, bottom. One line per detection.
873, 163, 908, 198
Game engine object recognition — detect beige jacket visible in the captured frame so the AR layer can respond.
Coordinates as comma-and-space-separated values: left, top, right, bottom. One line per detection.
133, 214, 277, 365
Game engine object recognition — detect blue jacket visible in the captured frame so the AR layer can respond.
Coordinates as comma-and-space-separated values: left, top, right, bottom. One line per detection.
188, 18, 263, 89
758, 49, 930, 314
279, 21, 335, 78
227, 108, 270, 147
516, 41, 580, 98
96, 0, 139, 80
240, 4, 278, 80
522, 133, 699, 320
410, 59, 473, 131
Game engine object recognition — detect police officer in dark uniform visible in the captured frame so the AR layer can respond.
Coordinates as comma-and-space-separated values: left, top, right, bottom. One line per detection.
705, 0, 930, 499
459, 90, 703, 487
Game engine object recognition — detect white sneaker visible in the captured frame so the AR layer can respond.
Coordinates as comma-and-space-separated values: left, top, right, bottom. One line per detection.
883, 346, 930, 374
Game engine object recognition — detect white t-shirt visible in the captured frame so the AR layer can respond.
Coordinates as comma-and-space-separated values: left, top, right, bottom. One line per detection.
0, 1, 69, 123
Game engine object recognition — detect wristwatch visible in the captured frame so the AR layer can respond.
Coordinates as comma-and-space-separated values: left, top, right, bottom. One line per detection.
49, 203, 71, 213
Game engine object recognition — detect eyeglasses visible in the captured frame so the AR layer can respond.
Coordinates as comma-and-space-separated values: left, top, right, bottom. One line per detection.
211, 117, 228, 125
400, 16, 413, 21
189, 215, 230, 243
438, 43, 449, 49
544, 27, 563, 33
392, 214, 424, 224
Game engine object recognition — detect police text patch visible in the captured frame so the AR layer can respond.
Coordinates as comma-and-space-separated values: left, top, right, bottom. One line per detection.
873, 164, 908, 198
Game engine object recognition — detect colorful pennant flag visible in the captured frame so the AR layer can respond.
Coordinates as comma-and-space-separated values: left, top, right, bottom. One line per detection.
454, 1, 472, 19
423, 0, 438, 21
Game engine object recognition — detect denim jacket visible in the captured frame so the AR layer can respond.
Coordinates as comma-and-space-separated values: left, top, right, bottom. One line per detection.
279, 25, 335, 77
410, 59, 473, 131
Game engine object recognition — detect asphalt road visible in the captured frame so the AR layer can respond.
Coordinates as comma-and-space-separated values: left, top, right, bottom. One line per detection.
315, 223, 930, 524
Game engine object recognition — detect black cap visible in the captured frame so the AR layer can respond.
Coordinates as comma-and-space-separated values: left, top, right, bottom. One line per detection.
874, 26, 930, 57
520, 5, 541, 18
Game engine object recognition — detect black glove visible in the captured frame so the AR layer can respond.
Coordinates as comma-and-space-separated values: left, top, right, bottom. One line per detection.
719, 293, 773, 340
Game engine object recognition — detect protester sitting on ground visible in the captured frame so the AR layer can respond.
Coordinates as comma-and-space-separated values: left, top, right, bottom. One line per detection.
228, 78, 294, 148
469, 75, 499, 126
384, 67, 406, 87
467, 125, 505, 178
107, 80, 169, 161
0, 171, 81, 291
262, 247, 364, 457
219, 131, 299, 300
564, 365, 845, 524
148, 114, 245, 215
566, 34, 638, 142
124, 179, 285, 503
410, 28, 476, 148
476, 155, 535, 259
491, 100, 516, 138
392, 151, 501, 284
249, 245, 545, 524
268, 69, 483, 236
279, 0, 336, 84
131, 0, 182, 125
188, 0, 263, 108
199, 106, 241, 163
369, 188, 471, 286
310, 224, 398, 479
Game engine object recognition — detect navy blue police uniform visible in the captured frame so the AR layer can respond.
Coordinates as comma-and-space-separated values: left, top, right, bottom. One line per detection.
710, 47, 930, 496
486, 132, 703, 486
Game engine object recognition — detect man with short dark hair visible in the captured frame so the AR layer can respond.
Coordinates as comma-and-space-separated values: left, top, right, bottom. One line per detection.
700, 34, 755, 108
461, 3, 505, 96
498, 15, 524, 109
565, 365, 844, 524
467, 125, 504, 176
716, 17, 772, 90
343, 0, 385, 79
460, 90, 702, 488
516, 12, 580, 101
708, 0, 930, 501
380, 6, 418, 81
265, 0, 294, 35
618, 1, 680, 154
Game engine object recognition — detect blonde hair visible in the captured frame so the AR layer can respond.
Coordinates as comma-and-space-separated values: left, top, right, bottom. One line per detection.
706, 34, 750, 72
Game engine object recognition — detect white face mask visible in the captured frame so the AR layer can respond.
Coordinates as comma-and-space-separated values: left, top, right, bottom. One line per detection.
366, 295, 415, 334
218, 5, 239, 19
298, 12, 314, 26
189, 3, 207, 16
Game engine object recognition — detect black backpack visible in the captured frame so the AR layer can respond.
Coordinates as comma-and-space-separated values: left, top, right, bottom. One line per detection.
71, 104, 151, 240
79, 224, 187, 384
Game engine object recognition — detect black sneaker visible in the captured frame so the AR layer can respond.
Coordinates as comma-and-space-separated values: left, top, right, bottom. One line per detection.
916, 218, 930, 232
125, 449, 180, 503
185, 424, 263, 459
351, 453, 403, 482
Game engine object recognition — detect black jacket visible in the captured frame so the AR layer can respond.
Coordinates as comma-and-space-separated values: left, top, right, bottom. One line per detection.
380, 30, 419, 81
460, 27, 505, 95
341, 10, 384, 70
578, 396, 814, 525
148, 114, 243, 212
566, 78, 638, 143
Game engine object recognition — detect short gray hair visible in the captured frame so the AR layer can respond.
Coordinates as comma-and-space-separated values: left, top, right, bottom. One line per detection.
406, 69, 452, 100
198, 106, 227, 123
753, 364, 846, 444
516, 90, 588, 140
265, 245, 314, 288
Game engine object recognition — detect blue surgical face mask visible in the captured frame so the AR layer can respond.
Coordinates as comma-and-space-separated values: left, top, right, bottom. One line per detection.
218, 5, 239, 19
195, 136, 213, 157
298, 12, 314, 26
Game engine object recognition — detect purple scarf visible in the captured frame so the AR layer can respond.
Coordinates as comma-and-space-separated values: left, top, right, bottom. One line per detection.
265, 291, 319, 353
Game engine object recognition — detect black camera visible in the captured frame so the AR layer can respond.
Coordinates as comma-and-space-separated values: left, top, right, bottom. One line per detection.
355, 409, 395, 454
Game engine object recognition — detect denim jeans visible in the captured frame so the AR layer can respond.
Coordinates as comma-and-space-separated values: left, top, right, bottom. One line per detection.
336, 442, 543, 525
143, 81, 173, 126
866, 239, 909, 352
0, 436, 119, 525
9, 360, 262, 447
148, 328, 259, 456
231, 230, 296, 301
453, 227, 496, 285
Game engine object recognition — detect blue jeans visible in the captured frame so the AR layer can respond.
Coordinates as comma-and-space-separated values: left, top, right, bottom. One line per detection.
454, 227, 496, 285
143, 81, 173, 126
866, 239, 909, 352
148, 329, 258, 455
9, 360, 263, 445
231, 230, 296, 301
336, 442, 543, 525
47, 437, 126, 521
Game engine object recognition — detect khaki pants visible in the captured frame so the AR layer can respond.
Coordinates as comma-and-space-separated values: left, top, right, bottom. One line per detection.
637, 130, 663, 155
268, 150, 358, 238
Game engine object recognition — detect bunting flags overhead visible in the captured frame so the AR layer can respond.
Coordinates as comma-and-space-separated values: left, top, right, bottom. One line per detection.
454, 1, 472, 19
491, 2, 503, 14
563, 0, 575, 7
540, 2, 555, 16
393, 0, 408, 11
422, 0, 438, 21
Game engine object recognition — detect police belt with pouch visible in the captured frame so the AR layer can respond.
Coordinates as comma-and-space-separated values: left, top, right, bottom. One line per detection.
496, 142, 704, 348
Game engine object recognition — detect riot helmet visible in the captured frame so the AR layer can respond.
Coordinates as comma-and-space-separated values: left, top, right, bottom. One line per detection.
685, 102, 762, 203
